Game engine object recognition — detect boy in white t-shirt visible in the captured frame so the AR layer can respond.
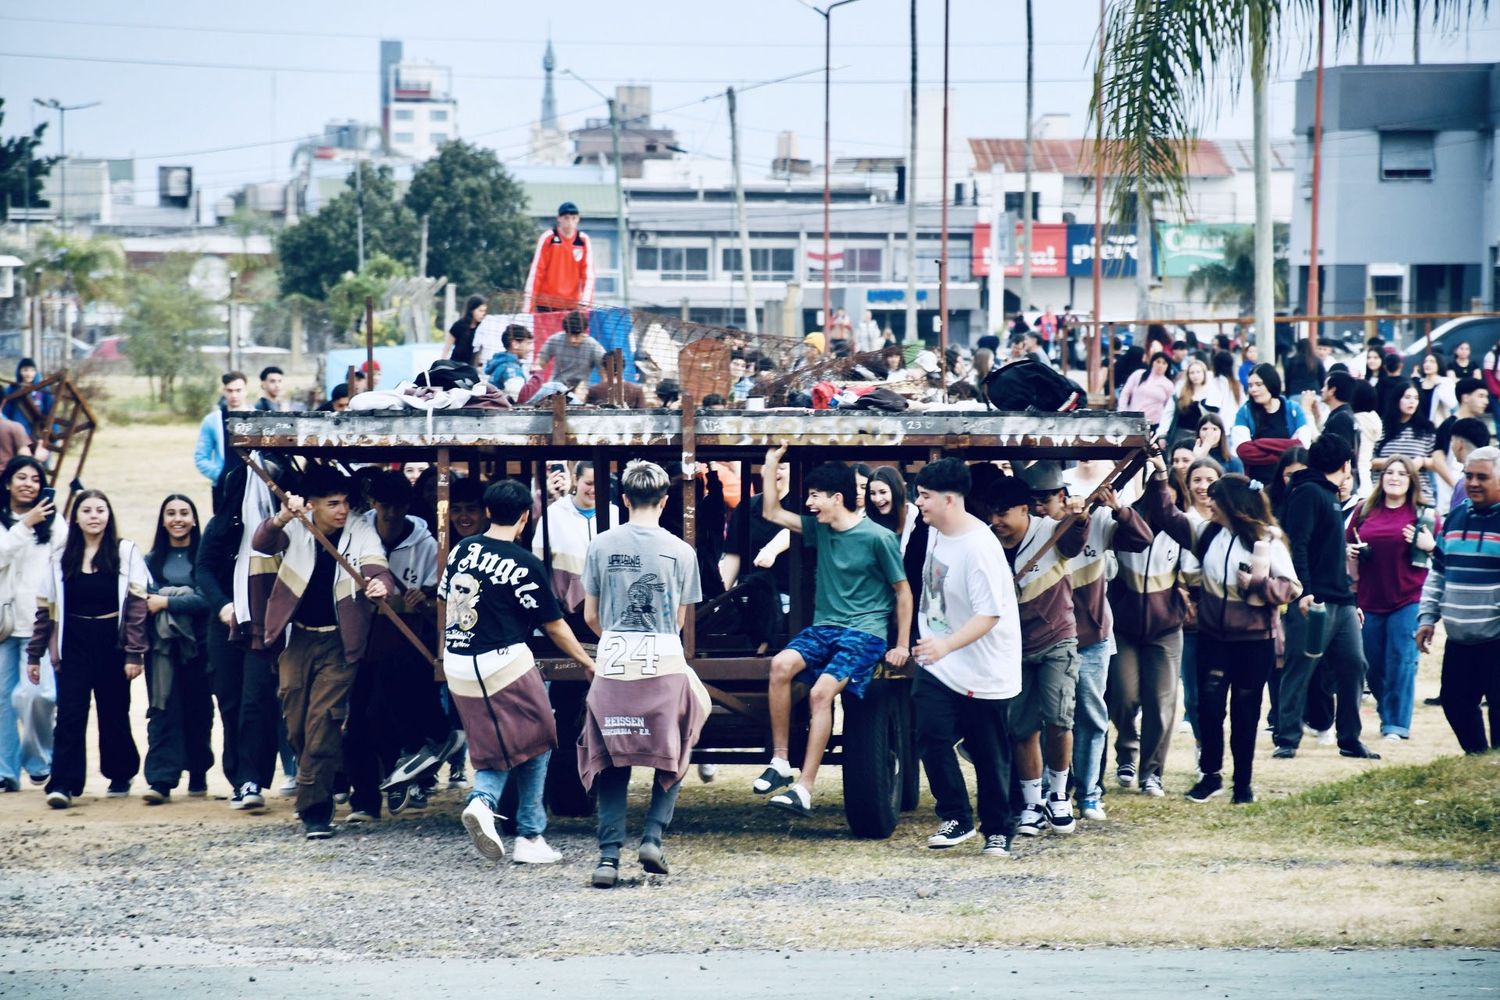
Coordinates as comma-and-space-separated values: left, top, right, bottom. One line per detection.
912, 459, 1023, 857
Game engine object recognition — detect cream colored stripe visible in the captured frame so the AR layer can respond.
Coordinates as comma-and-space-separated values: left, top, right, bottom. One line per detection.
444, 645, 536, 699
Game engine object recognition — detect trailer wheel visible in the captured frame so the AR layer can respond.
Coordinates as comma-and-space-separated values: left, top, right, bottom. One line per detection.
841, 682, 902, 839
896, 685, 920, 813
545, 683, 596, 818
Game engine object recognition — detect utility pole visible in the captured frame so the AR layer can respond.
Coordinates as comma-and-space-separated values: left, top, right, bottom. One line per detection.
727, 87, 758, 334
804, 0, 863, 337
939, 0, 950, 372
33, 98, 101, 230
1307, 0, 1326, 347
1021, 0, 1035, 315
904, 0, 918, 345
418, 214, 429, 278
1089, 0, 1104, 395
1251, 6, 1276, 366
355, 161, 366, 271
566, 70, 631, 307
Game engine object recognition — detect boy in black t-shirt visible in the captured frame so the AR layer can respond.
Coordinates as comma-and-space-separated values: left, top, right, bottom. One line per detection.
440, 479, 596, 866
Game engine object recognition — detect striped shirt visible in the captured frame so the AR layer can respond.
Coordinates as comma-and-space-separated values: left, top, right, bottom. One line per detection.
1377, 423, 1438, 505
1418, 500, 1500, 644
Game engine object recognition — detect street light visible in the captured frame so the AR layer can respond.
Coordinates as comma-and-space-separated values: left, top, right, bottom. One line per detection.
33, 98, 101, 230
799, 0, 863, 338
564, 70, 630, 308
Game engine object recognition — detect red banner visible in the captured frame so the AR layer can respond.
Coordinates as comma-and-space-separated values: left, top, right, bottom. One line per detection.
972, 222, 1068, 279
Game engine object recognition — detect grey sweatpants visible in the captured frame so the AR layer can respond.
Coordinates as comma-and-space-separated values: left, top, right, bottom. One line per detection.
595, 766, 683, 859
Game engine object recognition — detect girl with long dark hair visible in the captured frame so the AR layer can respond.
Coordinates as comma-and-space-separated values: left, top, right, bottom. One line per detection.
1373, 378, 1440, 506
1229, 363, 1312, 484
0, 456, 61, 791
865, 466, 915, 552
28, 490, 150, 808
1189, 475, 1301, 805
141, 494, 212, 803
1194, 414, 1243, 475
445, 295, 488, 366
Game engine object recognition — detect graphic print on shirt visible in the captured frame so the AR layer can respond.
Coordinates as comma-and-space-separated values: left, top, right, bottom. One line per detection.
922, 553, 950, 633
602, 551, 678, 632
446, 572, 481, 634
439, 538, 553, 654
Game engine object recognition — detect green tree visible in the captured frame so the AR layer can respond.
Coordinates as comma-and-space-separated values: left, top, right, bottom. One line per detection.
1184, 224, 1290, 312
275, 163, 417, 300
29, 230, 125, 340
0, 98, 59, 221
122, 255, 218, 405
404, 141, 533, 296
326, 252, 411, 345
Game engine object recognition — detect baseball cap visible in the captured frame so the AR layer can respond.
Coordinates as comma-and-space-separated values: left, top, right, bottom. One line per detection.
557, 201, 580, 216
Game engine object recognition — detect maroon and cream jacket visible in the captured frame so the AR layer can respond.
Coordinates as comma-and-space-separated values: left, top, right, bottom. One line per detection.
1004, 514, 1088, 656
1111, 478, 1198, 642
28, 540, 151, 668
1068, 505, 1152, 649
444, 645, 557, 772
1195, 523, 1302, 643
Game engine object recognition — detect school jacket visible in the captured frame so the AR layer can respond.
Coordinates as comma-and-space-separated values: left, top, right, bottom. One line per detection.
1112, 478, 1196, 642
1068, 504, 1152, 649
28, 539, 151, 668
1195, 524, 1302, 643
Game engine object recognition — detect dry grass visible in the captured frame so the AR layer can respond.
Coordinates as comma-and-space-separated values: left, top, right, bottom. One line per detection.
6, 419, 1497, 953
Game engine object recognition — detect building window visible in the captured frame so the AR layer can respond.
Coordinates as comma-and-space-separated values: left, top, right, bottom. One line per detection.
1380, 131, 1434, 181
810, 247, 883, 282
431, 133, 449, 145
722, 247, 795, 280
636, 246, 709, 281
393, 109, 414, 122
392, 131, 415, 144
1370, 274, 1404, 312
430, 109, 449, 122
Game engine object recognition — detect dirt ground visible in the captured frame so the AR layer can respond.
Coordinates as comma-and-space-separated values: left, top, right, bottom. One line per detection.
0, 422, 1495, 957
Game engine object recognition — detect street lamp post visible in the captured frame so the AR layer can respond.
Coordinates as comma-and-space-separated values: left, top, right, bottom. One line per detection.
565, 70, 631, 308
33, 98, 101, 230
802, 0, 862, 337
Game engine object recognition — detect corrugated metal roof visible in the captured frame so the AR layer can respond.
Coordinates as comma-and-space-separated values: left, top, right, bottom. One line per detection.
1215, 138, 1296, 172
968, 138, 1234, 177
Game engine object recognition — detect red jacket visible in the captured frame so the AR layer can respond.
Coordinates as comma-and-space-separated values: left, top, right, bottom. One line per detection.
523, 228, 595, 311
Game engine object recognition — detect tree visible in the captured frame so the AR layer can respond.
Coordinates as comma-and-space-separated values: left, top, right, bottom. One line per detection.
122, 255, 218, 405
1184, 224, 1289, 312
0, 98, 59, 221
404, 141, 534, 297
29, 230, 125, 340
1094, 1, 1486, 360
325, 252, 411, 343
275, 163, 417, 300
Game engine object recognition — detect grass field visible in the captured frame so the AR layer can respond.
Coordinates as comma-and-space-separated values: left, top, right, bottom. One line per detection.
3, 412, 1495, 954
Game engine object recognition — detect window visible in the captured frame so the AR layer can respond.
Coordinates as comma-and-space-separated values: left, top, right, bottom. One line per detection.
722, 247, 796, 280
430, 109, 449, 122
636, 246, 709, 281
431, 132, 449, 144
1380, 131, 1434, 181
810, 247, 882, 282
392, 131, 415, 144
1371, 274, 1404, 312
393, 109, 414, 122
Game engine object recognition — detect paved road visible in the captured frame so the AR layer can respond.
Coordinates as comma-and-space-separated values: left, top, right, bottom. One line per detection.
1, 939, 1493, 999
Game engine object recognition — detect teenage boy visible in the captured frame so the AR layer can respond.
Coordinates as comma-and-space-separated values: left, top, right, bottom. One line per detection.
1435, 378, 1493, 511
442, 479, 596, 865
911, 459, 1022, 857
255, 366, 291, 412
1276, 434, 1380, 760
988, 473, 1088, 836
579, 461, 707, 887
754, 444, 912, 816
253, 466, 395, 839
483, 324, 535, 401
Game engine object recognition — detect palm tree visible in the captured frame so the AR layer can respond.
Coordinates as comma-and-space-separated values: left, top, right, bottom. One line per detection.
1094, 1, 1487, 364
1183, 225, 1289, 312
30, 229, 124, 349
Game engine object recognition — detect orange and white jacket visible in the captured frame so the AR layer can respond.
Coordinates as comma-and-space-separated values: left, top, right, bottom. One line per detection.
523, 228, 595, 311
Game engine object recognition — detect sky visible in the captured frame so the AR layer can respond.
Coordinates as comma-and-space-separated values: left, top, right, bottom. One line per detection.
2, 0, 1497, 208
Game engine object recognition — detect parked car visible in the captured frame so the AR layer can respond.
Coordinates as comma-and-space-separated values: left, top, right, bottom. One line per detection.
1400, 316, 1500, 376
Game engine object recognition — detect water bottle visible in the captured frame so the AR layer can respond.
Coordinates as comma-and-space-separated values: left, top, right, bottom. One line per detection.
1245, 539, 1272, 606
1410, 506, 1435, 570
1304, 600, 1330, 660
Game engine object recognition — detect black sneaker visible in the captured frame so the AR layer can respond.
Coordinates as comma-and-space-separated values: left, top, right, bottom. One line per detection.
1232, 787, 1256, 805
28, 772, 49, 786
1116, 762, 1137, 788
304, 822, 335, 841
1016, 803, 1049, 837
142, 785, 171, 805
106, 778, 132, 798
926, 819, 977, 849
1044, 792, 1076, 835
387, 786, 410, 815
592, 857, 620, 888
638, 840, 670, 875
187, 773, 208, 797
1271, 746, 1297, 759
1185, 773, 1224, 803
406, 783, 428, 811
1338, 743, 1381, 760
981, 834, 1013, 858
0, 777, 19, 792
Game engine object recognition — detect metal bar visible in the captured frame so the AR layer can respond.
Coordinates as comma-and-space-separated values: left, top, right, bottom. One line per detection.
242, 450, 436, 665
1013, 450, 1142, 581
681, 393, 698, 659
364, 295, 376, 386
434, 446, 450, 680
594, 447, 610, 532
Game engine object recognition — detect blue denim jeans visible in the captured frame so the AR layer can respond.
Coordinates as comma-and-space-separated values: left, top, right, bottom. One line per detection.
0, 635, 53, 782
467, 749, 551, 837
1071, 640, 1111, 801
1180, 630, 1200, 741
1362, 602, 1421, 737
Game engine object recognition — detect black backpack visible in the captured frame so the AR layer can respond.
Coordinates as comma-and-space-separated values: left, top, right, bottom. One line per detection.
418, 359, 481, 391
983, 358, 1087, 412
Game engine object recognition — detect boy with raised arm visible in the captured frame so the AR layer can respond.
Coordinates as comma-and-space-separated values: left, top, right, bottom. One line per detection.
578, 461, 708, 888
755, 444, 912, 816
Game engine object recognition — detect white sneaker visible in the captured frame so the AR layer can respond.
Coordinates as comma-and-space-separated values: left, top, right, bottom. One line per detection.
512, 835, 563, 865
1081, 797, 1107, 821
697, 763, 718, 783
1316, 728, 1336, 747
460, 798, 506, 862
279, 776, 298, 796
1382, 732, 1402, 743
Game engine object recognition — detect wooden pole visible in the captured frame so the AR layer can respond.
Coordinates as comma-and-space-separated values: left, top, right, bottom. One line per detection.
1306, 0, 1326, 348
364, 294, 376, 389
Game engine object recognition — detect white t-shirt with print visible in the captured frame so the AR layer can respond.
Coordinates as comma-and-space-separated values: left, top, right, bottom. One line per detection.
918, 520, 1022, 699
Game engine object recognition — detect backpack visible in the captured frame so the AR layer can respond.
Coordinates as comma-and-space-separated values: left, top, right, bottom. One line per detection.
983, 358, 1087, 412
418, 359, 481, 391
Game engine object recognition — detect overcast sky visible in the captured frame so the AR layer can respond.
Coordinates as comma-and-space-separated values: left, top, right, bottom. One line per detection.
2, 0, 1496, 206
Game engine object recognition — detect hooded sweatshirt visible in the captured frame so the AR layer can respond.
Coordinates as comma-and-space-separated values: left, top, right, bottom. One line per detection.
1283, 468, 1356, 605
1418, 500, 1500, 645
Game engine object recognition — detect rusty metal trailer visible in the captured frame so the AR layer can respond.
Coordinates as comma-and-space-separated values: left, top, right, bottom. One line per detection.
230, 404, 1154, 839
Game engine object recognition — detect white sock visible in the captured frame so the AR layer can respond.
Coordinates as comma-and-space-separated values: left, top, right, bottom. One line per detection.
789, 783, 811, 805
1021, 778, 1043, 806
769, 756, 792, 776
1046, 768, 1069, 798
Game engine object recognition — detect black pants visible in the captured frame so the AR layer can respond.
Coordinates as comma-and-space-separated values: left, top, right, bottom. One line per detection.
345, 655, 384, 815
914, 668, 1015, 839
47, 618, 138, 797
1441, 636, 1500, 754
1276, 603, 1366, 750
208, 622, 280, 790
374, 618, 448, 765
1197, 635, 1273, 792
143, 649, 214, 789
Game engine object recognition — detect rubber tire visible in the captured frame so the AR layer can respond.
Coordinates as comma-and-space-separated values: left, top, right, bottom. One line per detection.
840, 682, 902, 840
545, 683, 596, 818
896, 684, 920, 813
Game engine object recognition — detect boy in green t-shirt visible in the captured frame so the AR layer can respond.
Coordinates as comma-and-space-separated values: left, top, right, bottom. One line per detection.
755, 444, 912, 816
